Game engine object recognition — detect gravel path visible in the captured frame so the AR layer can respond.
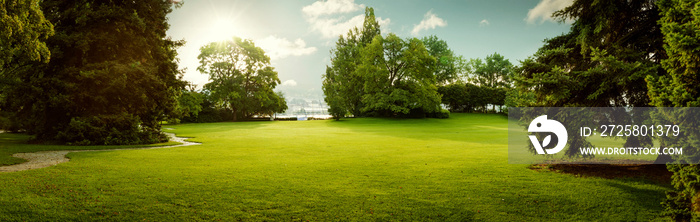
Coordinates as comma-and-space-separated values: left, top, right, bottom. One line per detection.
0, 132, 199, 173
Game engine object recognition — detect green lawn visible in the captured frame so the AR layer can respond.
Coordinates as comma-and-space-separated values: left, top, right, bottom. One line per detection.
0, 113, 671, 221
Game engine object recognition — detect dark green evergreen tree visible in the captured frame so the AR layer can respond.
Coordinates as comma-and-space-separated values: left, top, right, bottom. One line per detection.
1, 0, 186, 145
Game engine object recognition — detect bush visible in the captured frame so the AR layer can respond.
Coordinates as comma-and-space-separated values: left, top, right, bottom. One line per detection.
327, 103, 346, 120
662, 187, 692, 221
401, 108, 429, 118
180, 98, 235, 123
392, 108, 449, 119
0, 111, 23, 132
429, 109, 450, 119
56, 114, 167, 145
438, 83, 500, 113
663, 164, 700, 221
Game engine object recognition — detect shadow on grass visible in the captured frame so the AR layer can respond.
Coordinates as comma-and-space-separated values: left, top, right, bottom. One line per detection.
602, 180, 669, 211
531, 164, 672, 185
529, 164, 671, 216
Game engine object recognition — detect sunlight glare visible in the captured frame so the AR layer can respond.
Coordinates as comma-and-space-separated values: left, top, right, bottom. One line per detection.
206, 18, 239, 42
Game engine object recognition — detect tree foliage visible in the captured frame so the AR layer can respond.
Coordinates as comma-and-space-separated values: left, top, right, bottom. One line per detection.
512, 0, 666, 158
0, 0, 185, 145
323, 7, 445, 119
646, 0, 700, 220
359, 34, 440, 116
421, 35, 459, 84
174, 87, 204, 122
468, 53, 513, 89
0, 0, 54, 69
438, 83, 490, 112
648, 0, 700, 108
462, 52, 513, 112
323, 7, 381, 118
178, 90, 230, 123
197, 37, 287, 121
323, 66, 346, 120
516, 0, 664, 108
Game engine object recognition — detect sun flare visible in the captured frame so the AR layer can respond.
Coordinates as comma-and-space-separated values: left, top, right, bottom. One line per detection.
206, 18, 239, 42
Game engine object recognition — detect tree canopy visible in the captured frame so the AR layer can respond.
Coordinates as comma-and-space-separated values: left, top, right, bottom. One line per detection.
359, 34, 440, 116
646, 0, 700, 220
421, 35, 459, 84
174, 86, 204, 122
323, 7, 382, 118
648, 0, 700, 108
197, 37, 287, 121
515, 0, 664, 108
0, 0, 54, 69
323, 7, 445, 119
468, 53, 512, 89
0, 0, 185, 145
511, 0, 666, 157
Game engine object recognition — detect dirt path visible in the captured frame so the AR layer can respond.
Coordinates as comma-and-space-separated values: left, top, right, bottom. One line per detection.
0, 133, 199, 173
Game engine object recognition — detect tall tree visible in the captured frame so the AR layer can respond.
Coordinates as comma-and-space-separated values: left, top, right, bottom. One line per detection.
647, 0, 700, 220
359, 34, 440, 116
0, 0, 185, 145
514, 0, 665, 156
197, 37, 287, 121
323, 7, 381, 118
517, 0, 664, 107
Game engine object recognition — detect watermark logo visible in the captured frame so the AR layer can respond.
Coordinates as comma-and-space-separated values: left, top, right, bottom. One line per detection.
528, 115, 568, 154
509, 107, 691, 164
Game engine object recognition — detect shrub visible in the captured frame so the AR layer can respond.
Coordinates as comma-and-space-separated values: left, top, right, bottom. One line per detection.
662, 187, 692, 221
56, 114, 167, 145
438, 83, 500, 113
430, 109, 450, 119
400, 108, 429, 118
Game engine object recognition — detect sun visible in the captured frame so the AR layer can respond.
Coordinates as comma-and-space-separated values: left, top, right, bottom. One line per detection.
206, 18, 239, 42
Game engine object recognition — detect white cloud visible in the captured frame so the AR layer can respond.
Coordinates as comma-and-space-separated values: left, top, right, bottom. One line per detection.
411, 10, 447, 35
302, 0, 390, 39
281, 80, 298, 86
479, 19, 490, 27
526, 0, 573, 24
302, 0, 364, 18
311, 14, 364, 39
255, 36, 317, 60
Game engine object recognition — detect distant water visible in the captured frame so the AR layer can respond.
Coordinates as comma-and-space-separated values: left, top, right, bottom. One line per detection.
273, 114, 333, 120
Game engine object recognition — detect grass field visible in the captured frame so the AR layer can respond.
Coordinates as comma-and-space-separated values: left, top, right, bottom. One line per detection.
0, 113, 671, 221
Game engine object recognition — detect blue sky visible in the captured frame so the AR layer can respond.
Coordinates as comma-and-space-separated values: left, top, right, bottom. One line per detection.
167, 0, 572, 96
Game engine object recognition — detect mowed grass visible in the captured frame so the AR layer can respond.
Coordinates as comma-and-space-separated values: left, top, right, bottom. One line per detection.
0, 113, 671, 221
